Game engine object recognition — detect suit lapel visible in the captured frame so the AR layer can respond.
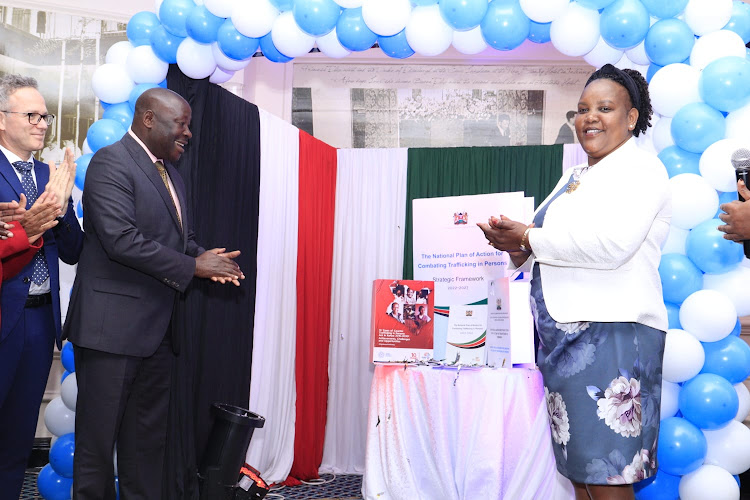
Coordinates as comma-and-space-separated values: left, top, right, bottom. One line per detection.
34, 159, 49, 201
0, 153, 25, 201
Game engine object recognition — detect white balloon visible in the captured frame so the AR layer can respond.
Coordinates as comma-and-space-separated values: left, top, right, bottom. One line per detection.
703, 265, 750, 317
662, 225, 689, 255
334, 0, 362, 6
625, 40, 649, 66
316, 28, 351, 58
648, 63, 701, 118
699, 139, 748, 192
106, 41, 134, 66
362, 0, 411, 37
684, 0, 733, 37
679, 464, 739, 500
520, 0, 570, 24
209, 66, 235, 84
204, 0, 237, 18
690, 29, 747, 71
232, 0, 279, 38
583, 37, 623, 68
734, 382, 750, 422
126, 45, 169, 84
271, 11, 315, 58
82, 139, 93, 155
176, 38, 218, 80
651, 116, 674, 153
60, 372, 77, 412
91, 64, 135, 104
725, 101, 750, 141
211, 42, 253, 71
661, 380, 681, 419
44, 397, 76, 437
613, 53, 648, 76
405, 5, 453, 57
452, 26, 487, 55
680, 289, 737, 342
550, 3, 600, 57
669, 173, 719, 229
662, 328, 705, 383
703, 421, 750, 474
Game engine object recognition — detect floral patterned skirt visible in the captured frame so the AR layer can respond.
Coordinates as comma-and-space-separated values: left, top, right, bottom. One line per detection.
530, 264, 666, 485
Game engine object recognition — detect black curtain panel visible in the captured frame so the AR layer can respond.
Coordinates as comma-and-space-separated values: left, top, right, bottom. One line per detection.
163, 66, 261, 499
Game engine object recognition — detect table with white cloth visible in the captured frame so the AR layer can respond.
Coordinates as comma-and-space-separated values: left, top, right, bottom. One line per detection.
362, 364, 575, 500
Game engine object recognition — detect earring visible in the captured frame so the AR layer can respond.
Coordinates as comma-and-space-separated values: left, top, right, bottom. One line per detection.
629, 124, 634, 130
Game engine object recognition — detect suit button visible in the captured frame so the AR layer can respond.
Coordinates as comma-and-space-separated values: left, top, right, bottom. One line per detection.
23, 277, 30, 284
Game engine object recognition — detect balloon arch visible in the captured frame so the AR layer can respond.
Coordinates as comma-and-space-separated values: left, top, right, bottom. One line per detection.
40, 0, 750, 499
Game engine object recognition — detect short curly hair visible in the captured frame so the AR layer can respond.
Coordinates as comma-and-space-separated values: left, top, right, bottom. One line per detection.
0, 74, 39, 111
585, 65, 653, 137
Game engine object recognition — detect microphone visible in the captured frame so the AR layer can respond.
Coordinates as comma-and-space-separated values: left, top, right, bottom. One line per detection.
731, 148, 750, 258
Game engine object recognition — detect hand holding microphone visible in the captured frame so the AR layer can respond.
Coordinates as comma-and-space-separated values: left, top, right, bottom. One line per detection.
718, 148, 750, 257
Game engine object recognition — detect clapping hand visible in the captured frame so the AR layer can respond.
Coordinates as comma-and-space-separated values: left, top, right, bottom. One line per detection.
20, 192, 61, 243
195, 248, 245, 286
0, 197, 26, 239
45, 147, 76, 217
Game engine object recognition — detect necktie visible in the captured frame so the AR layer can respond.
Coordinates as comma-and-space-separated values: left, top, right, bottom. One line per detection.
154, 161, 182, 230
12, 161, 49, 285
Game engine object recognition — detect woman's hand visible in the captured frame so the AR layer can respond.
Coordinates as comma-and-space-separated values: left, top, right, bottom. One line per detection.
477, 215, 533, 252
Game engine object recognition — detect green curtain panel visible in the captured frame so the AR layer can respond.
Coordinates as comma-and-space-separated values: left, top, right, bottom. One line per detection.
403, 145, 564, 279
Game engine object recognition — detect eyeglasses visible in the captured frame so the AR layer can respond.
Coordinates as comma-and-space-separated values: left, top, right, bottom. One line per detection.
0, 111, 55, 126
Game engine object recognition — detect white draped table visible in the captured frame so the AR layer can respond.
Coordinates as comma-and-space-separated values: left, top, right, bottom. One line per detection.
362, 364, 575, 500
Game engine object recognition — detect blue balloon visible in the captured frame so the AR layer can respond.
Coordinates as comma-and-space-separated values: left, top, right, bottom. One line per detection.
150, 25, 184, 64
665, 302, 682, 329
100, 101, 112, 110
633, 468, 681, 500
270, 0, 294, 10
378, 30, 415, 59
646, 63, 663, 82
102, 102, 134, 128
60, 342, 75, 372
480, 0, 531, 51
76, 200, 84, 219
528, 21, 551, 44
724, 0, 750, 44
259, 33, 294, 63
701, 335, 750, 384
185, 5, 224, 44
699, 56, 750, 113
671, 102, 726, 154
439, 0, 489, 31
600, 0, 650, 49
49, 433, 75, 478
126, 11, 161, 46
658, 253, 703, 304
679, 373, 739, 429
657, 145, 701, 178
87, 119, 127, 153
75, 153, 94, 191
217, 19, 260, 60
128, 83, 160, 112
37, 463, 74, 500
61, 370, 70, 383
685, 218, 744, 274
293, 0, 341, 37
639, 0, 688, 19
412, 0, 438, 4
644, 19, 694, 66
159, 0, 196, 38
158, 79, 168, 88
576, 0, 616, 9
336, 8, 377, 52
731, 318, 742, 336
657, 417, 707, 475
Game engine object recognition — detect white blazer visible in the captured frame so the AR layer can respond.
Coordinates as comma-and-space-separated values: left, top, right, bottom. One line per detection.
514, 138, 671, 332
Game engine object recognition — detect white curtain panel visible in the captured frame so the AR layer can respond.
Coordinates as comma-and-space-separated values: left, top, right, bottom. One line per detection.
246, 109, 300, 484
319, 148, 409, 474
562, 143, 588, 173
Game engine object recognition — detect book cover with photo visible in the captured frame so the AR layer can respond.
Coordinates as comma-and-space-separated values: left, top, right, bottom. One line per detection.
370, 279, 435, 363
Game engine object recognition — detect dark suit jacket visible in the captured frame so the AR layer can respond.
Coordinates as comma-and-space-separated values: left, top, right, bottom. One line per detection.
63, 133, 204, 357
0, 154, 83, 347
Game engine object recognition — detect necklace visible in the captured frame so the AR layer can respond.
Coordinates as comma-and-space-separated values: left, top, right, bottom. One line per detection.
566, 165, 593, 193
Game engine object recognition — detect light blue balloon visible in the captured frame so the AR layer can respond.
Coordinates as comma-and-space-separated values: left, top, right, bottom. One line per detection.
658, 253, 703, 304
671, 102, 726, 154
480, 0, 531, 51
159, 0, 196, 38
731, 318, 742, 336
717, 190, 739, 217
724, 0, 750, 44
49, 433, 75, 478
639, 0, 688, 19
217, 20, 260, 60
378, 30, 415, 59
259, 32, 294, 63
656, 417, 707, 476
37, 464, 74, 500
633, 468, 681, 500
75, 153, 94, 191
150, 24, 185, 64
185, 5, 224, 44
412, 0, 438, 4
600, 0, 650, 49
60, 341, 75, 373
76, 200, 84, 218
701, 335, 750, 384
439, 0, 489, 31
528, 21, 551, 44
293, 0, 341, 37
679, 373, 739, 430
336, 8, 377, 52
699, 56, 750, 113
128, 83, 160, 112
658, 145, 701, 178
665, 302, 682, 329
576, 0, 616, 9
644, 19, 694, 66
87, 119, 127, 153
270, 0, 294, 10
127, 11, 161, 46
646, 62, 663, 82
685, 218, 744, 274
102, 102, 134, 128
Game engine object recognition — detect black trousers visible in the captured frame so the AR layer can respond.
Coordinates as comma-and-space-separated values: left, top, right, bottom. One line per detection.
72, 335, 174, 500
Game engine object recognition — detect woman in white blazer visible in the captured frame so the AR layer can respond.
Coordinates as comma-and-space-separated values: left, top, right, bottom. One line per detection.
479, 64, 670, 500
